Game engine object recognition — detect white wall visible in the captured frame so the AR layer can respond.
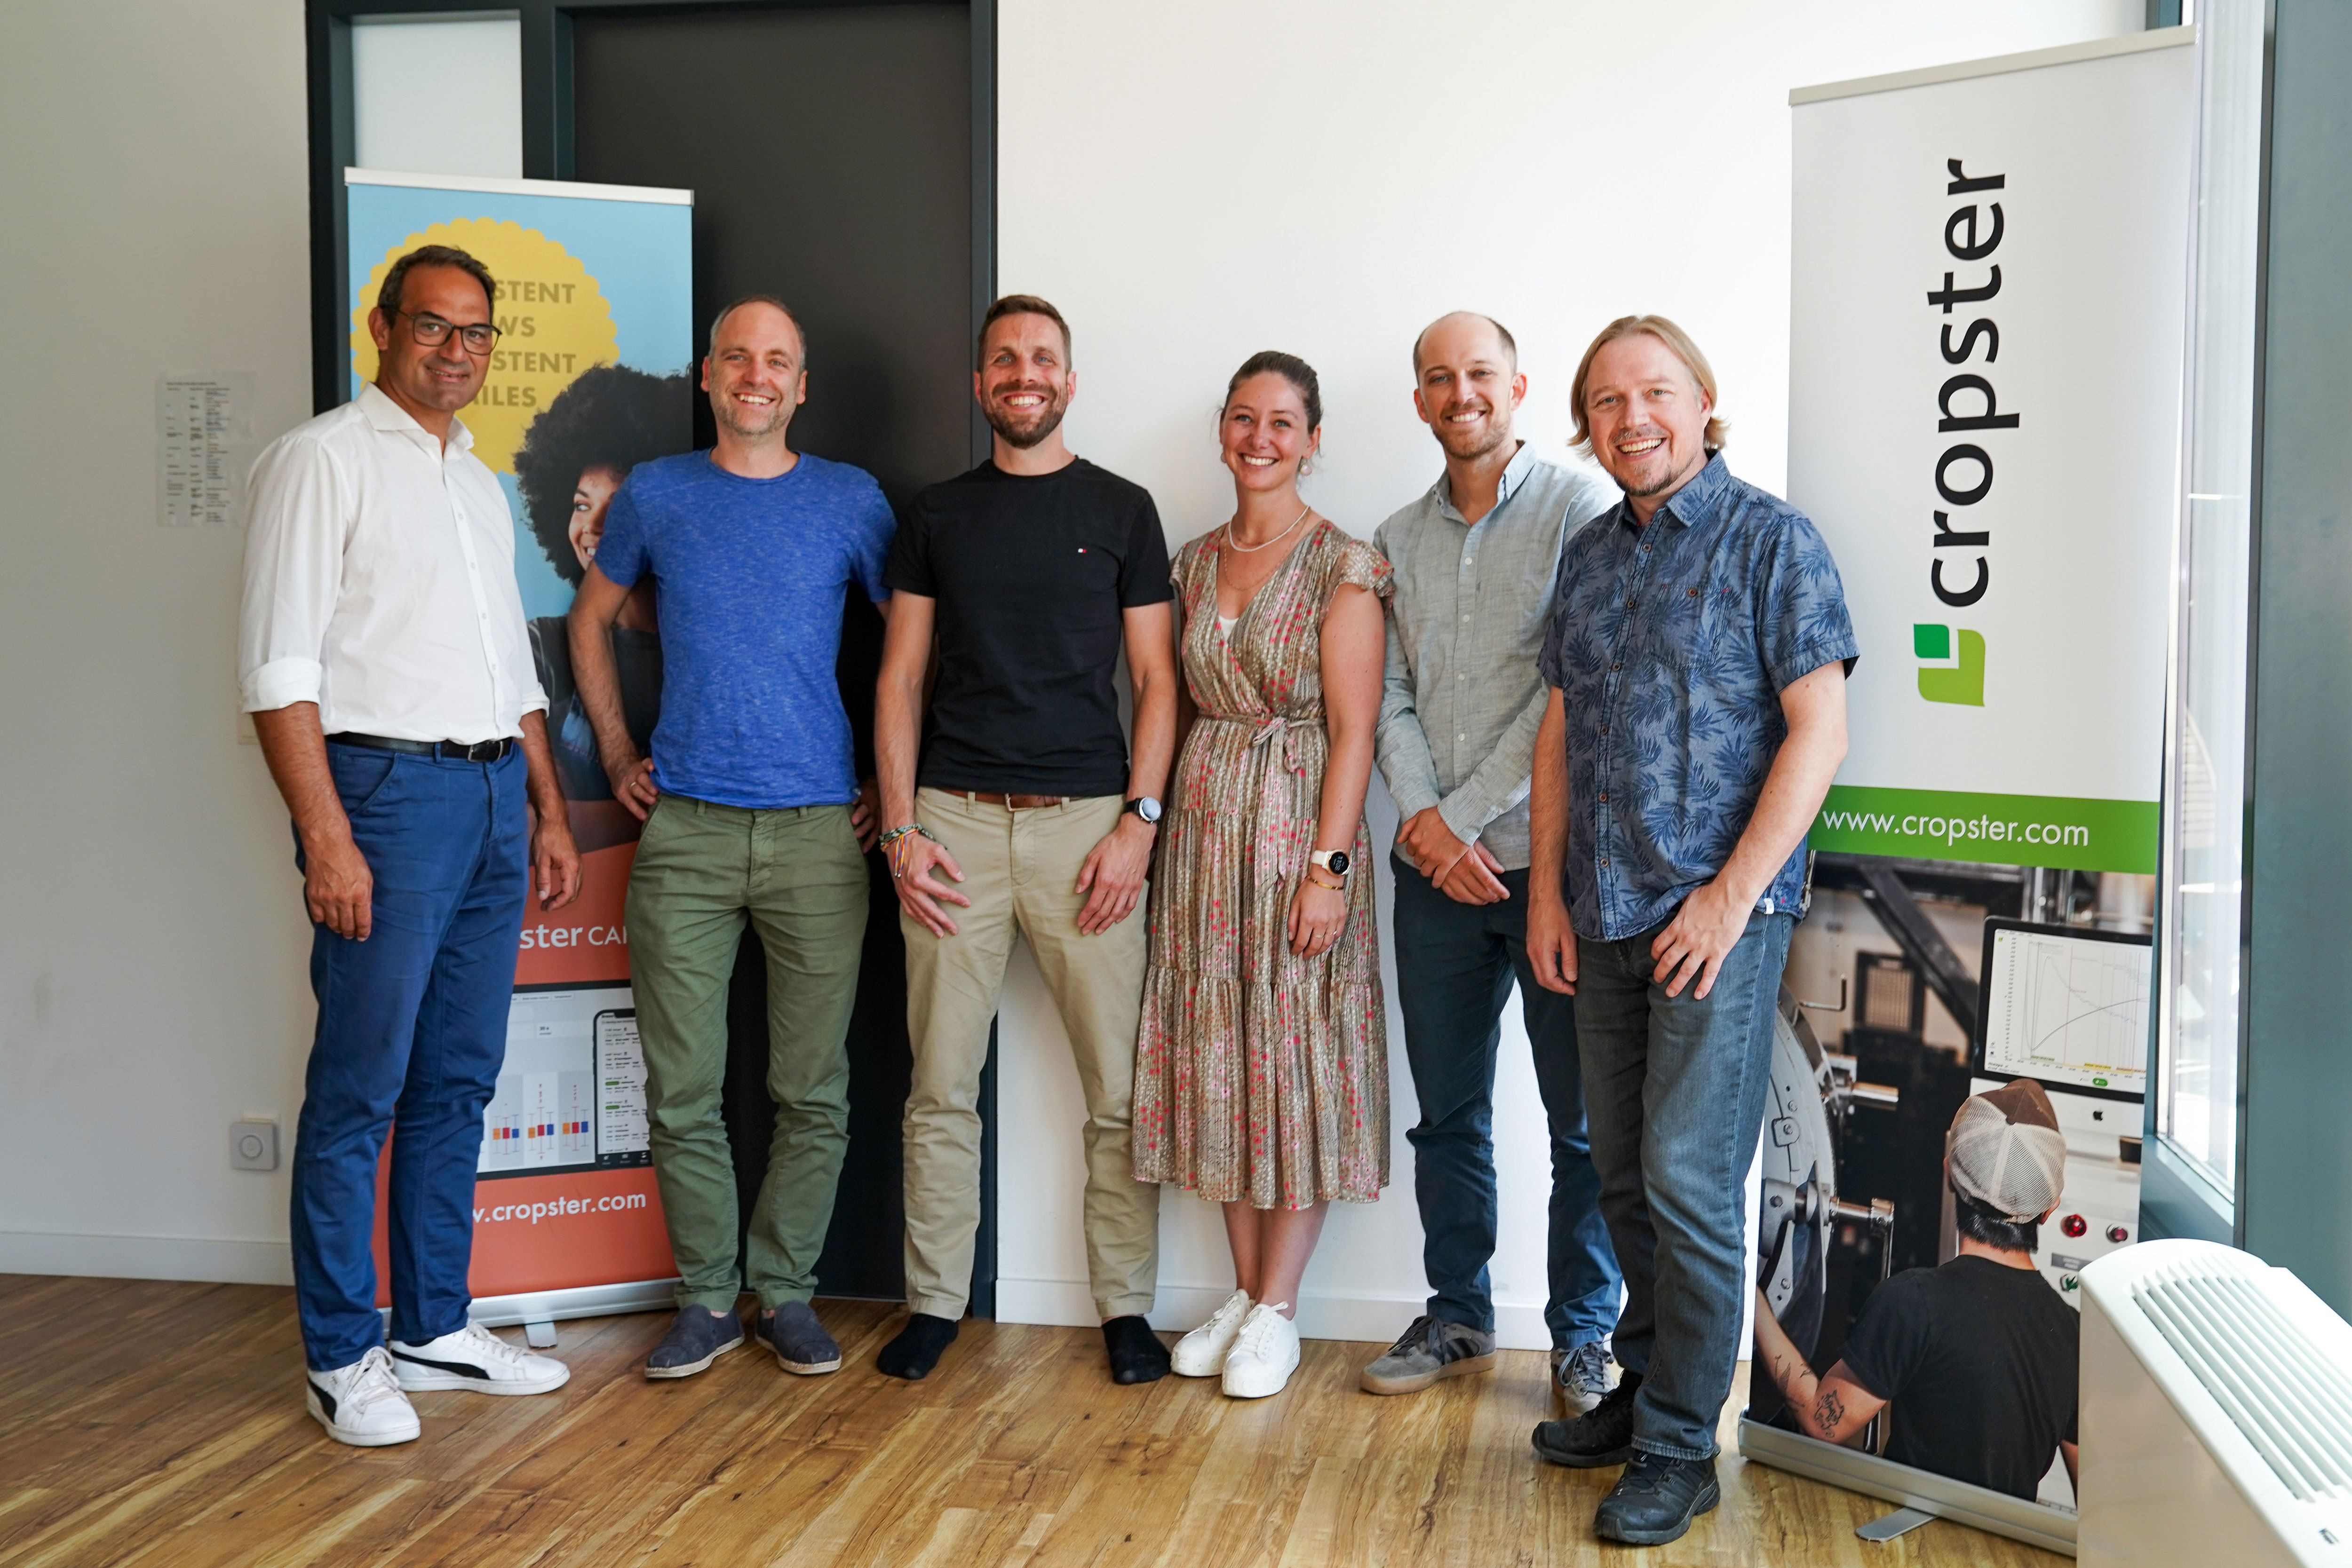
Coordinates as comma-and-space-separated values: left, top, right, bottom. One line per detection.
992, 0, 2143, 1346
0, 0, 316, 1283
0, 0, 2140, 1313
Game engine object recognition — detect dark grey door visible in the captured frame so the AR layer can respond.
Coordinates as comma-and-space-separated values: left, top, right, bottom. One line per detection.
572, 3, 981, 1304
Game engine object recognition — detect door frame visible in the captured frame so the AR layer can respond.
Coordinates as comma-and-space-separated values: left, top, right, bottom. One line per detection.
303, 0, 997, 469
302, 0, 1001, 1315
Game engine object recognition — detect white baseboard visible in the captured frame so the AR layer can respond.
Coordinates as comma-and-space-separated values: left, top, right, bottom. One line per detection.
0, 1230, 294, 1286
994, 1276, 1566, 1351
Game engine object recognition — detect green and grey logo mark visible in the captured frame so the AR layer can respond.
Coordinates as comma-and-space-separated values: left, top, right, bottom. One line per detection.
1915, 623, 1985, 706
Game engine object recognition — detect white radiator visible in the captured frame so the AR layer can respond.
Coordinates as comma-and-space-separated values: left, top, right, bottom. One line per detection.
2080, 1239, 2352, 1567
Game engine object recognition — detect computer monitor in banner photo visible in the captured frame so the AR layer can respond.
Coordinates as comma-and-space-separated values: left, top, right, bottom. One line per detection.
344, 168, 695, 1319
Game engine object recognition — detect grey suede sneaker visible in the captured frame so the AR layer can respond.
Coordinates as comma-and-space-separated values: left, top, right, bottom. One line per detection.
1359, 1314, 1497, 1395
644, 1306, 745, 1380
1552, 1340, 1616, 1415
761, 1299, 842, 1375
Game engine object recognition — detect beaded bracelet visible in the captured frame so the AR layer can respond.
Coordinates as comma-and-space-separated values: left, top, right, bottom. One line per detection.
878, 823, 937, 880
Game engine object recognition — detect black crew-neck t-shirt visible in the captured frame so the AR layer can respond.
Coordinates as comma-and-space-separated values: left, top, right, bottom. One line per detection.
1837, 1254, 2080, 1500
885, 458, 1171, 796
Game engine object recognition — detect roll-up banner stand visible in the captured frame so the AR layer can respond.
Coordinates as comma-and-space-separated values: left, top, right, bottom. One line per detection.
1745, 30, 2191, 1554
344, 169, 696, 1338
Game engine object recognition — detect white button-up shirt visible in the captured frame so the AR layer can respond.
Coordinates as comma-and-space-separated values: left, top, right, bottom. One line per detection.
238, 383, 547, 743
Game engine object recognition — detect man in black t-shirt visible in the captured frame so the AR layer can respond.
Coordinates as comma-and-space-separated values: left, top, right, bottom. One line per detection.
872, 294, 1179, 1386
1751, 1079, 2080, 1500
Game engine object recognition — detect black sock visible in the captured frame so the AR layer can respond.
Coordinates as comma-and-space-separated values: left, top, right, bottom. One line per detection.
1102, 1315, 1170, 1385
877, 1313, 959, 1380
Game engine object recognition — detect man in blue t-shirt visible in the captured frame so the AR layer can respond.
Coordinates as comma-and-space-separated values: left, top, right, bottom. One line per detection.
570, 295, 894, 1384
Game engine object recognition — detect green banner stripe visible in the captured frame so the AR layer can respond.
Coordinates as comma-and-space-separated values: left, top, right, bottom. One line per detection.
1812, 785, 2158, 875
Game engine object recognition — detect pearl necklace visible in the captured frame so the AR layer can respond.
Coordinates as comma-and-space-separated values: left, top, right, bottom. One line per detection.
1222, 504, 1311, 553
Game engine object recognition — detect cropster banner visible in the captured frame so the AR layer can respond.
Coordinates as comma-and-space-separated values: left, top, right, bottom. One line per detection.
1789, 39, 2189, 877
1745, 32, 2192, 1553
345, 169, 694, 1309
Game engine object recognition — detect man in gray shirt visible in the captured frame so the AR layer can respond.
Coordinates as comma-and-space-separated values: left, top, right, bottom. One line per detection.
1360, 311, 1622, 1409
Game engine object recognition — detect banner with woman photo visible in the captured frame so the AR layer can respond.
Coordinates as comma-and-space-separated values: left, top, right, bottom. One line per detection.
1742, 32, 2190, 1555
345, 168, 695, 1322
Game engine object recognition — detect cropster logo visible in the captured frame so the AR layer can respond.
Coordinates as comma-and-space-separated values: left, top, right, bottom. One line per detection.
1915, 623, 1984, 706
1919, 156, 2010, 715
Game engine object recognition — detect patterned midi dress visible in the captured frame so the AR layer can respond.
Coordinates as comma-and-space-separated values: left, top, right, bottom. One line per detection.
1132, 520, 1392, 1210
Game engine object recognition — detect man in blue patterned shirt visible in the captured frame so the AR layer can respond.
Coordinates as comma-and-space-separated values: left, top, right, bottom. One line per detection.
1523, 316, 1856, 1547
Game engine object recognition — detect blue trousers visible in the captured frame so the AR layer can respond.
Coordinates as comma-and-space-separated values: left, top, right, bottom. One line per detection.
1575, 908, 1791, 1460
290, 743, 528, 1370
1391, 857, 1620, 1348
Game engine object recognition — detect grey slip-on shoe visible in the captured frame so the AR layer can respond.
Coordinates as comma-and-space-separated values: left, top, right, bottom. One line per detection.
644, 1306, 746, 1380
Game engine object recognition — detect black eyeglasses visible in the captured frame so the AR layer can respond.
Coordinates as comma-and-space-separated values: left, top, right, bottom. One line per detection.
393, 309, 501, 355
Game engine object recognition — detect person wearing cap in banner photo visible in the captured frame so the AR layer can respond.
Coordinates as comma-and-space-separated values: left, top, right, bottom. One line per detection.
1749, 1078, 2082, 1501
240, 243, 582, 1449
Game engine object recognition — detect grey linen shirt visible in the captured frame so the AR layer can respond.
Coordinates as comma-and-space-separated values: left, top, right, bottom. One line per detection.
1373, 444, 1618, 871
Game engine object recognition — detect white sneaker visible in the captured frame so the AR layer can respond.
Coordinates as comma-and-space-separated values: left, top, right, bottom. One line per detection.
1220, 1303, 1301, 1399
306, 1346, 422, 1447
1171, 1289, 1255, 1378
389, 1322, 571, 1396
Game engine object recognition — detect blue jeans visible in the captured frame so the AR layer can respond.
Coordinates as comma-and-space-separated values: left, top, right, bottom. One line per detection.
289, 743, 528, 1370
1392, 857, 1620, 1348
1575, 908, 1791, 1459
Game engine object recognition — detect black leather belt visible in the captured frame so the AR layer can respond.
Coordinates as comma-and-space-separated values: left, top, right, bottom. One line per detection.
328, 731, 516, 762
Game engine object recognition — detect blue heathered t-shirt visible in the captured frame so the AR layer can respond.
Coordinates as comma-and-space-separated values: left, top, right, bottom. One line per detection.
595, 451, 894, 809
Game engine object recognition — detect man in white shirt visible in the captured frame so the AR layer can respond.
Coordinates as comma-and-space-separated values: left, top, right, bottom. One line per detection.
240, 245, 582, 1447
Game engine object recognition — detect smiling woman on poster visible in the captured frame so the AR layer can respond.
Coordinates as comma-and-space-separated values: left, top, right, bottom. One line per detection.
513, 363, 691, 808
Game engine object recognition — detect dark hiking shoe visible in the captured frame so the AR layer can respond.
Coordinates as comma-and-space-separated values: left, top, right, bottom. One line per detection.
1593, 1451, 1721, 1546
644, 1306, 745, 1379
1359, 1314, 1497, 1395
1531, 1368, 1642, 1467
761, 1299, 842, 1375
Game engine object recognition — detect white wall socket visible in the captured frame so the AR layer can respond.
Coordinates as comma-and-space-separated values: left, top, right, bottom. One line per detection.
230, 1118, 279, 1171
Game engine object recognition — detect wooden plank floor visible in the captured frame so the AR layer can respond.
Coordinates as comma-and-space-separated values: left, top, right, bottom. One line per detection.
0, 1275, 2060, 1567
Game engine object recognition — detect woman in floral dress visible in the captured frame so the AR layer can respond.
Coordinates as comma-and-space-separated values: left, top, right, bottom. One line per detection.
1133, 351, 1391, 1399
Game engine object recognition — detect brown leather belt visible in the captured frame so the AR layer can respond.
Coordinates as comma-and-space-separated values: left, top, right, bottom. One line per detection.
960, 791, 1068, 809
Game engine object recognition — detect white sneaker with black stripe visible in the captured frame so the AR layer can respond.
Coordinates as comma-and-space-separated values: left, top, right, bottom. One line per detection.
389, 1322, 570, 1396
306, 1346, 422, 1447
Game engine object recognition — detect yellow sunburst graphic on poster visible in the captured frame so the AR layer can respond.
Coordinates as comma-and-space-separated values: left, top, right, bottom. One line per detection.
350, 218, 619, 475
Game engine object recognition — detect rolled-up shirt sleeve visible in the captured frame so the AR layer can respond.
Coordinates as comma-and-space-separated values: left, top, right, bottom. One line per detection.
238, 433, 348, 714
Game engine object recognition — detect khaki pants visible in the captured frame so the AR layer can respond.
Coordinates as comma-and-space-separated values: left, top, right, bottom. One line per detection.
900, 788, 1159, 1320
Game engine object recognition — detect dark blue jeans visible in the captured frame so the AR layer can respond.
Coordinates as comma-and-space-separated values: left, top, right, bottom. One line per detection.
290, 743, 528, 1370
1576, 908, 1791, 1460
1392, 856, 1620, 1349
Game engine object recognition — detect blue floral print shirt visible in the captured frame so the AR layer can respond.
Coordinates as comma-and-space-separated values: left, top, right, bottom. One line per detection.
1537, 454, 1858, 942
